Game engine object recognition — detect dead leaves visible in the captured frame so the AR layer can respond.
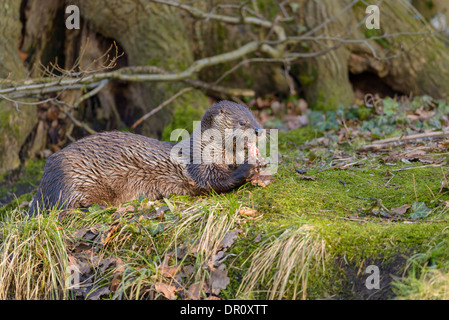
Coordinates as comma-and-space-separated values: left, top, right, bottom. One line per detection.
67, 223, 124, 300
356, 199, 437, 221
205, 229, 242, 297
248, 96, 310, 131
209, 264, 230, 295
238, 207, 263, 225
185, 282, 203, 300
382, 148, 445, 165
152, 229, 243, 300
154, 282, 177, 300
249, 172, 274, 187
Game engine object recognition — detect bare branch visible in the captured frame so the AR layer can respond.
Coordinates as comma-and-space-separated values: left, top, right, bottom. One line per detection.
149, 0, 286, 41
131, 87, 193, 130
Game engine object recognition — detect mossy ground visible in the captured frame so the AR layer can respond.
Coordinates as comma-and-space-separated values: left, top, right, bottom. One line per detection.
1, 110, 449, 299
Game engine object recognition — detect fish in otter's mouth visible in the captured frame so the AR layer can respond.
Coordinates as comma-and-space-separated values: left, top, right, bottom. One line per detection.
244, 140, 266, 168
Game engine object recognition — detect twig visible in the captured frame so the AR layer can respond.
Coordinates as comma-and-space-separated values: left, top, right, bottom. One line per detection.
73, 79, 109, 108
60, 107, 97, 135
184, 78, 255, 97
391, 164, 443, 172
357, 130, 449, 152
425, 183, 437, 203
131, 87, 193, 130
150, 0, 286, 41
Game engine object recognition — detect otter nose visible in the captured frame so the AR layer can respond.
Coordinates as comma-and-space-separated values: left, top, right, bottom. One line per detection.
254, 127, 263, 136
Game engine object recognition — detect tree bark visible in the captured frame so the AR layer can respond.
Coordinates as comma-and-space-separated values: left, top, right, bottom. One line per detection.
295, 0, 356, 110
0, 0, 37, 174
293, 0, 449, 109
70, 0, 210, 138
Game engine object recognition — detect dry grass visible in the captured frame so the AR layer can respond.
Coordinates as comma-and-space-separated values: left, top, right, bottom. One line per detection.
0, 209, 71, 299
111, 198, 242, 299
1, 192, 328, 300
237, 224, 327, 300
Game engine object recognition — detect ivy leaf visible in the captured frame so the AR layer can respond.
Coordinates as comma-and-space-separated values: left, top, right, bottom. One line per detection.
382, 98, 399, 117
410, 202, 431, 219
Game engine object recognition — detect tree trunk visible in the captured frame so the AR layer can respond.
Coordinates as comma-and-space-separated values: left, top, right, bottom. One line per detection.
293, 0, 449, 109
71, 0, 210, 138
295, 0, 356, 110
0, 0, 37, 174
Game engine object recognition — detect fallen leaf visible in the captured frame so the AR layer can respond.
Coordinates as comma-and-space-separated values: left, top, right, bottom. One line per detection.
391, 204, 411, 216
404, 150, 426, 159
185, 282, 203, 300
209, 264, 230, 295
410, 202, 432, 219
300, 175, 316, 181
239, 207, 258, 217
86, 286, 110, 300
209, 251, 225, 268
160, 266, 180, 278
220, 229, 242, 249
182, 265, 195, 277
155, 282, 177, 300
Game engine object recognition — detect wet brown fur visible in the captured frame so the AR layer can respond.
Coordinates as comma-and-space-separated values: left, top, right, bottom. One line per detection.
29, 101, 262, 215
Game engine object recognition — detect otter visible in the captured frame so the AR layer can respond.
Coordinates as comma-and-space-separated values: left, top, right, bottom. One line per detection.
28, 101, 264, 215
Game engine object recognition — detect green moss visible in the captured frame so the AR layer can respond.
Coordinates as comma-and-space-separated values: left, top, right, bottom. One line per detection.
298, 74, 315, 86
0, 158, 45, 211
219, 124, 449, 298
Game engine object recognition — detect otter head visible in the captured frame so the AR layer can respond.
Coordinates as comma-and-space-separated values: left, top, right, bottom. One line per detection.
201, 101, 263, 165
201, 100, 262, 138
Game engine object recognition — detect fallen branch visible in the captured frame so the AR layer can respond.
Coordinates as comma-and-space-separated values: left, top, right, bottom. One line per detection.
0, 40, 278, 99
357, 130, 449, 152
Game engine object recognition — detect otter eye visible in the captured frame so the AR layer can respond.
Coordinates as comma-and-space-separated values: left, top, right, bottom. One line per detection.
239, 121, 246, 126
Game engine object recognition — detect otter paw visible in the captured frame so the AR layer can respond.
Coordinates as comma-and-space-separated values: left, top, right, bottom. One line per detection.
233, 162, 257, 181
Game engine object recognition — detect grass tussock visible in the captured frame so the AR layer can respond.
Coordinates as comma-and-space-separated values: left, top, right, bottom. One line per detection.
394, 269, 449, 300
0, 196, 245, 300
0, 209, 71, 299
393, 232, 449, 300
237, 224, 327, 300
106, 196, 244, 300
